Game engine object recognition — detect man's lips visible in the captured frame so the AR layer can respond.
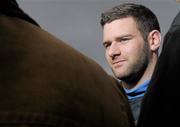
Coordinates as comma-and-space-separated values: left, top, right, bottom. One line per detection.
112, 59, 126, 67
112, 59, 126, 65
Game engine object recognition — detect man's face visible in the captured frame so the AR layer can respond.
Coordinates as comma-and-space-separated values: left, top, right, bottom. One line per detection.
103, 17, 149, 81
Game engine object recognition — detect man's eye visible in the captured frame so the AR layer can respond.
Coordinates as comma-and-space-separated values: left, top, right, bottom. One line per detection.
103, 42, 111, 48
119, 38, 130, 44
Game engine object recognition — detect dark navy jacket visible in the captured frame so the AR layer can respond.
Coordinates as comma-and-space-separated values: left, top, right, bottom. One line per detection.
137, 11, 180, 127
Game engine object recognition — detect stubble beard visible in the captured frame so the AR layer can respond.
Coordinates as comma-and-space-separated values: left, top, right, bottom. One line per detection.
114, 42, 150, 85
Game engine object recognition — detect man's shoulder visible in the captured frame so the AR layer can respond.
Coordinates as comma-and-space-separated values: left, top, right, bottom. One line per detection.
171, 11, 180, 26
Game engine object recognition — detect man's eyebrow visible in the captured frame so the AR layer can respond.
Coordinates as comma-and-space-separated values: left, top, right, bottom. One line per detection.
115, 34, 133, 39
103, 35, 132, 44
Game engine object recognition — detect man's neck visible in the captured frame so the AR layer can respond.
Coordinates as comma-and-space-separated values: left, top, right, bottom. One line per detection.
123, 55, 157, 90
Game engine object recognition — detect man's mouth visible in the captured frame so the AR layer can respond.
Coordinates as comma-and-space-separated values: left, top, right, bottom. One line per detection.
112, 59, 126, 67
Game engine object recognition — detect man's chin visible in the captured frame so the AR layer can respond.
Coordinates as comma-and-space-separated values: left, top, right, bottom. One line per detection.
113, 72, 125, 80
112, 71, 133, 83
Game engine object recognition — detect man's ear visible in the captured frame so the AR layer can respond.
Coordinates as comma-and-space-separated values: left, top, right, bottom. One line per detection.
148, 30, 161, 51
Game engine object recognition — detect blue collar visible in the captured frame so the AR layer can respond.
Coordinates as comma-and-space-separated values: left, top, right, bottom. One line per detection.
124, 80, 150, 100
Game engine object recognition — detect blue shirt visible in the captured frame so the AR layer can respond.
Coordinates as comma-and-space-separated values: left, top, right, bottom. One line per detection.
124, 80, 150, 100
124, 80, 150, 123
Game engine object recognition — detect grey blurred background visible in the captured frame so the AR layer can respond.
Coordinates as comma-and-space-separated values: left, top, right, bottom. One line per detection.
17, 0, 180, 75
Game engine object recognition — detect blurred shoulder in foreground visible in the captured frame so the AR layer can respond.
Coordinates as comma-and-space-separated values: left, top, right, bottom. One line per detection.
0, 0, 135, 127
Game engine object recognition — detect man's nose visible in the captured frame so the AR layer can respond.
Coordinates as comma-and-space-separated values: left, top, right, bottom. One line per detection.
108, 42, 121, 58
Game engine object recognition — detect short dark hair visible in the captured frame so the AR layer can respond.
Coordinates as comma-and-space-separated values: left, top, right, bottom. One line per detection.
100, 3, 160, 41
